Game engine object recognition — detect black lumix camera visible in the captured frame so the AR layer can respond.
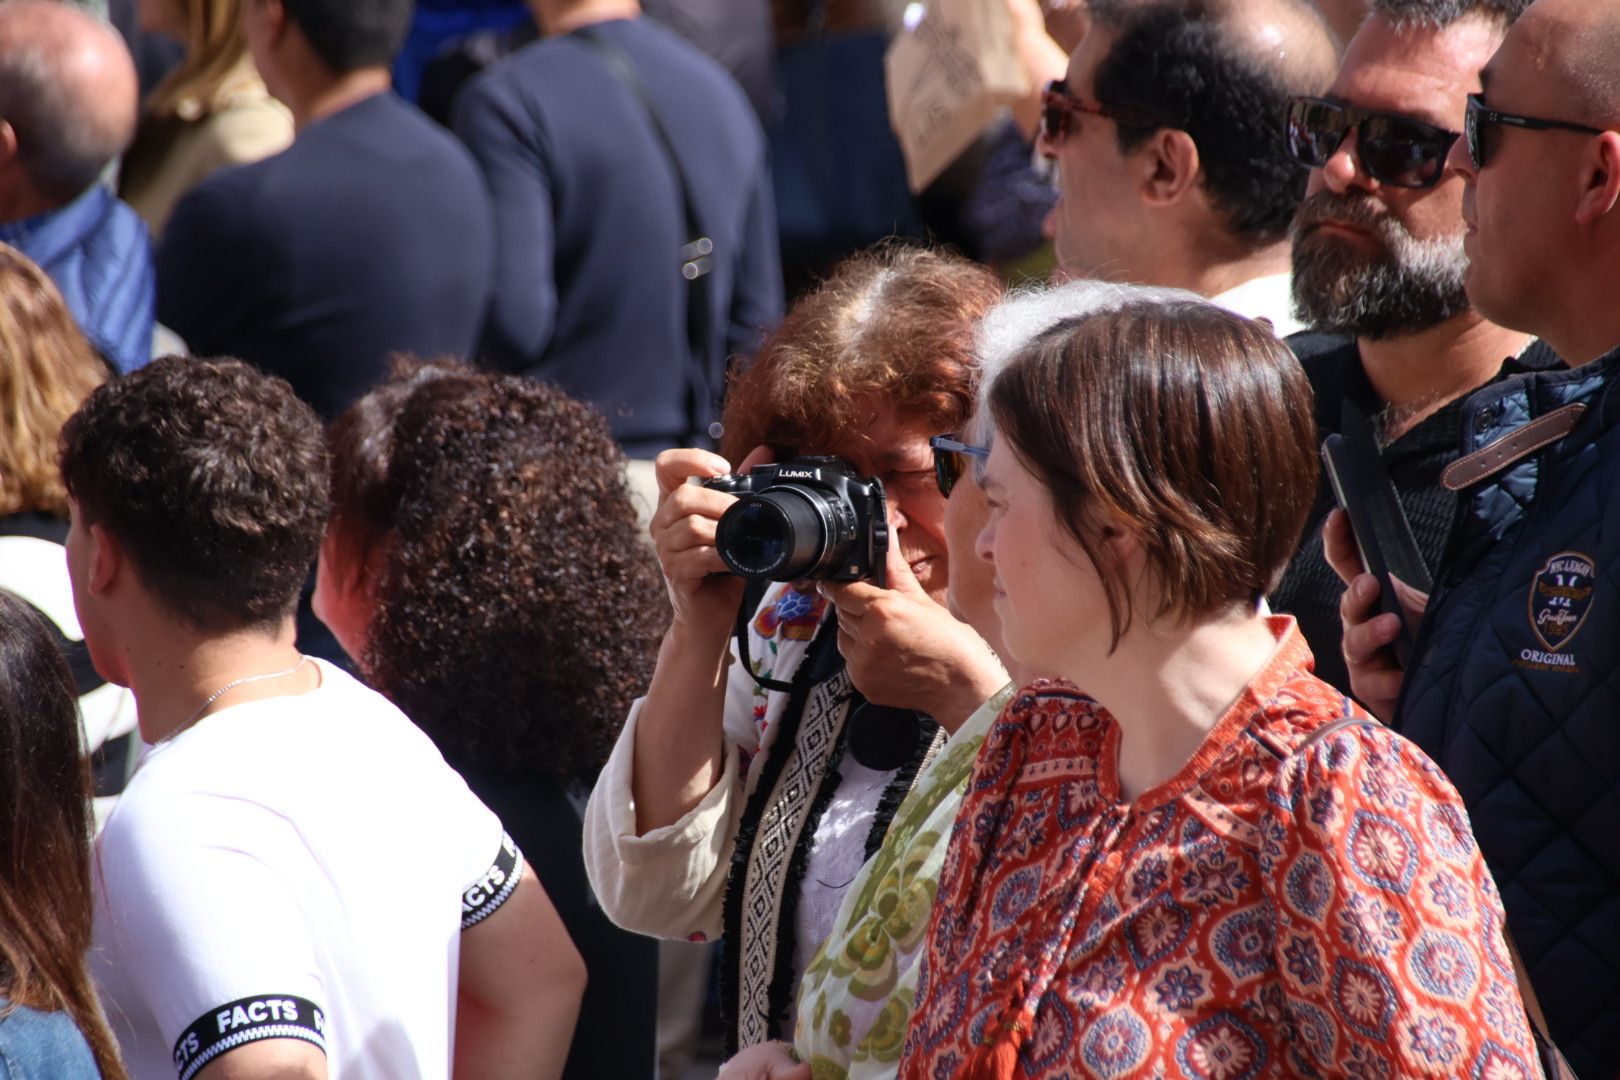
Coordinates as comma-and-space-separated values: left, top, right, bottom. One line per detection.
703, 456, 889, 585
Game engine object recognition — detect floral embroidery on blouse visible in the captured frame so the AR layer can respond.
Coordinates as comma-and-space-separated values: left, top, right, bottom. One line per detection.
899, 620, 1540, 1080
754, 585, 829, 642
746, 586, 831, 752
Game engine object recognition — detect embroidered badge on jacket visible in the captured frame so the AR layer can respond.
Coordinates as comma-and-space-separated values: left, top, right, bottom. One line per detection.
1518, 550, 1595, 672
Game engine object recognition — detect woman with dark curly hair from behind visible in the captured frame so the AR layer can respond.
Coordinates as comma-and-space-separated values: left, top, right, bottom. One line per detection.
315, 361, 669, 1080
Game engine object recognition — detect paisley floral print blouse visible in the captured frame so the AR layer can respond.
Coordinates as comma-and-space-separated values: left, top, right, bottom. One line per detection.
900, 619, 1541, 1079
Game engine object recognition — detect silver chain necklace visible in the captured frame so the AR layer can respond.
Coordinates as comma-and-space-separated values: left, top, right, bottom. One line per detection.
165, 656, 311, 744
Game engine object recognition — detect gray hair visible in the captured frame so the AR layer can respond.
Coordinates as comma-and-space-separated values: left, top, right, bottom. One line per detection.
970, 279, 1205, 444
1368, 0, 1531, 30
0, 2, 136, 205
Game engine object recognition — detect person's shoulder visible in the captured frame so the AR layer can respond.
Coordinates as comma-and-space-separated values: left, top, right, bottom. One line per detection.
1284, 330, 1358, 374
294, 664, 483, 794
95, 777, 252, 897
163, 143, 284, 238
625, 18, 760, 124
457, 31, 604, 124
0, 1001, 98, 1080
357, 94, 487, 185
196, 97, 295, 162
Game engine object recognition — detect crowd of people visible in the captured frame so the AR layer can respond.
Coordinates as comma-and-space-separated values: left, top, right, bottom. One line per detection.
0, 0, 1617, 1076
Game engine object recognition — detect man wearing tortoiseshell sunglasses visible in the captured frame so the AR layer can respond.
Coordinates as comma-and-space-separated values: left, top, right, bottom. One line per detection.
1269, 0, 1552, 694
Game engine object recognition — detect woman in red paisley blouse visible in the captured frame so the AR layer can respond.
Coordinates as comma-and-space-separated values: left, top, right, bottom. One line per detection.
899, 299, 1542, 1079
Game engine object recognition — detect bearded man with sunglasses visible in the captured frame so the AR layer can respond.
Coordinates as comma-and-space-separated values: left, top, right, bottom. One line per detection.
1036, 0, 1336, 334
1328, 0, 1620, 1072
1269, 0, 1545, 694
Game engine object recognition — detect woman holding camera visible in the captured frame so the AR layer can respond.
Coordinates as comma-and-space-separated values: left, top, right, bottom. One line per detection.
897, 300, 1538, 1078
582, 246, 1007, 1053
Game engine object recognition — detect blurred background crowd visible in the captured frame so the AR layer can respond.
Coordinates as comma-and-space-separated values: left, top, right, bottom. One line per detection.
2, 0, 1619, 1077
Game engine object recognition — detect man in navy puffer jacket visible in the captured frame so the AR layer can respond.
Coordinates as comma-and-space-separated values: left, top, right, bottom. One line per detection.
1331, 0, 1620, 1072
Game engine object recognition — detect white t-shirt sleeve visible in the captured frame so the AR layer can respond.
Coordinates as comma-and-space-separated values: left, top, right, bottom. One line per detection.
461, 830, 523, 930
97, 794, 327, 1080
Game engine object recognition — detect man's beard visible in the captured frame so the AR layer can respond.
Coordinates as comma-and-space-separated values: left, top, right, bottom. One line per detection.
1290, 191, 1471, 340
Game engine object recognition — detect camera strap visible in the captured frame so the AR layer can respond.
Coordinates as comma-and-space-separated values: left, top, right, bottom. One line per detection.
573, 25, 720, 447
735, 592, 840, 695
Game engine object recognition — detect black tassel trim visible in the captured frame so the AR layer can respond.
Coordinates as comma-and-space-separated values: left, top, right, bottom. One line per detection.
763, 712, 853, 1042
719, 613, 844, 1056
862, 714, 942, 863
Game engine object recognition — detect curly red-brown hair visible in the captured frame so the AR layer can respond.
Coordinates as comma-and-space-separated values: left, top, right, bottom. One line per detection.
721, 244, 1004, 462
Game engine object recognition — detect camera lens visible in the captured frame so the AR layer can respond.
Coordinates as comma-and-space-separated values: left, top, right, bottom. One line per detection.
716, 489, 845, 580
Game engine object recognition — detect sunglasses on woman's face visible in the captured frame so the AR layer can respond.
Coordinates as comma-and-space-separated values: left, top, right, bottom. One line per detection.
1464, 93, 1607, 170
929, 435, 990, 498
1284, 96, 1460, 189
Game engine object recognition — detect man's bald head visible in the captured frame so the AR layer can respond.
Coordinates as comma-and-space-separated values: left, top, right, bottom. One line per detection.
1085, 0, 1339, 244
0, 0, 138, 206
1222, 0, 1343, 95
1501, 0, 1620, 128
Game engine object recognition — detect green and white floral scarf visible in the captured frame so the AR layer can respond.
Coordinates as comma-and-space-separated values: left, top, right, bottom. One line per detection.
793, 684, 1013, 1080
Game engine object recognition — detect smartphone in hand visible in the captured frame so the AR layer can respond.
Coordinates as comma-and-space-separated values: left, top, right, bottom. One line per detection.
1321, 433, 1433, 668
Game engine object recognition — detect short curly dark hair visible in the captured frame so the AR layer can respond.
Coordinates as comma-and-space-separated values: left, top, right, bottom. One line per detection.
59, 356, 328, 634
329, 361, 667, 786
1092, 0, 1335, 245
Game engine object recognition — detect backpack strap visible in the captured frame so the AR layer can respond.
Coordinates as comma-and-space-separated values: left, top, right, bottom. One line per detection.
573, 26, 720, 447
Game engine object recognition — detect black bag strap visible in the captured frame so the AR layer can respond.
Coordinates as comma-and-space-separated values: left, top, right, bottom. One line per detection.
573, 26, 720, 447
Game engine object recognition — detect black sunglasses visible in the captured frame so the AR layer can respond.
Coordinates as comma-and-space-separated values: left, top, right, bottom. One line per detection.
1284, 96, 1460, 189
1464, 93, 1606, 170
929, 435, 989, 498
1040, 79, 1149, 144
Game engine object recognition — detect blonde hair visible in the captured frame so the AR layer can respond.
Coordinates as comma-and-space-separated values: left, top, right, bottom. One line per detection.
0, 245, 106, 518
145, 0, 254, 119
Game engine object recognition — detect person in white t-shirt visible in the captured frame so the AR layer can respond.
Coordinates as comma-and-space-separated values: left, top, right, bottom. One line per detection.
60, 356, 585, 1080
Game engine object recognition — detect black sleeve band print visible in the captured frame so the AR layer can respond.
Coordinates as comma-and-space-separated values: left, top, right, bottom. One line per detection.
461, 831, 522, 930
173, 994, 326, 1080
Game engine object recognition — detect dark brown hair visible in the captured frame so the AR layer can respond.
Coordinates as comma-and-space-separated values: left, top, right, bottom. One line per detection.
328, 361, 668, 785
721, 244, 1003, 463
59, 356, 329, 634
0, 589, 128, 1079
989, 299, 1317, 645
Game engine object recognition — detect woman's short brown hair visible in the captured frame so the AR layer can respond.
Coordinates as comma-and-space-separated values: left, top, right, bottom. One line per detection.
720, 244, 1003, 463
988, 299, 1317, 645
0, 245, 106, 518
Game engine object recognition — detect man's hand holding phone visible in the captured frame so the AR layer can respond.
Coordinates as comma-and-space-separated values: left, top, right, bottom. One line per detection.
1324, 508, 1430, 723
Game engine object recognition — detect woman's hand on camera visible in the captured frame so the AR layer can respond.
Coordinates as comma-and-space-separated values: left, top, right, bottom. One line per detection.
650, 447, 770, 633
820, 544, 1008, 733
